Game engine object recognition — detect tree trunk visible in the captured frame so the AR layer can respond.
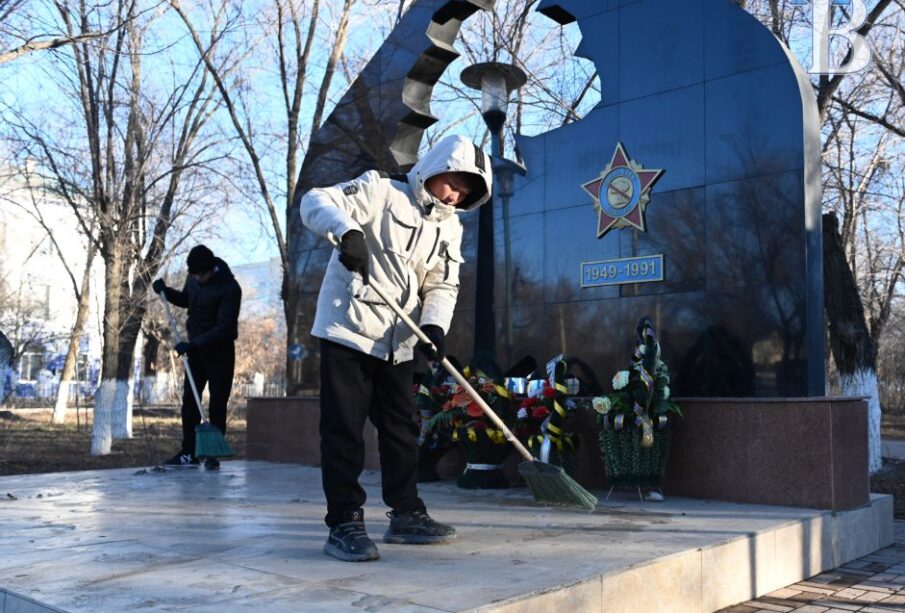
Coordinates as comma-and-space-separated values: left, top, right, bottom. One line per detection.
141, 327, 164, 404
92, 248, 124, 456
823, 212, 881, 472
111, 295, 146, 439
52, 244, 96, 424
110, 342, 135, 440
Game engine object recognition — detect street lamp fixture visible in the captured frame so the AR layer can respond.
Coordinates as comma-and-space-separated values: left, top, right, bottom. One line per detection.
461, 63, 527, 133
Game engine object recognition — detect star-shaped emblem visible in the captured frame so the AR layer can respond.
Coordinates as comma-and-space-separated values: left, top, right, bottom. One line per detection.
581, 143, 664, 238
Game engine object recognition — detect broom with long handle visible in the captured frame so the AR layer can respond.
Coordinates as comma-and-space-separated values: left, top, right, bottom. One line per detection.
158, 290, 233, 460
327, 234, 597, 512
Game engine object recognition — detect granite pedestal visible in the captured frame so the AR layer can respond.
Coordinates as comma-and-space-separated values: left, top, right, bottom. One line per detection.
0, 462, 892, 612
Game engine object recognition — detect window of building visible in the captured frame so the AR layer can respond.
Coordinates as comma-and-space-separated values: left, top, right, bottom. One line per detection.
20, 351, 46, 381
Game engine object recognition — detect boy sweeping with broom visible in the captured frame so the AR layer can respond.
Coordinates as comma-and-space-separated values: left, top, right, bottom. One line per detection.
299, 135, 492, 562
153, 245, 242, 470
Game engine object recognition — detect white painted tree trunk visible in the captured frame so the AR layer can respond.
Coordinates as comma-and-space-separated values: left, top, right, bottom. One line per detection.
839, 367, 882, 474
112, 376, 134, 439
91, 380, 118, 455
141, 374, 170, 404
113, 330, 141, 439
52, 381, 72, 424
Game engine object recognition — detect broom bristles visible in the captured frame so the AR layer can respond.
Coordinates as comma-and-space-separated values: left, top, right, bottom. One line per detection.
195, 423, 234, 459
518, 460, 597, 512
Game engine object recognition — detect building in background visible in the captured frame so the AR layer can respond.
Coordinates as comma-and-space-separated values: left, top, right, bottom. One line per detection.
0, 169, 105, 402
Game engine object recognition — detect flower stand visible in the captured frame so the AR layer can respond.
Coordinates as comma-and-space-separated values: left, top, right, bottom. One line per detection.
597, 414, 673, 497
455, 425, 511, 489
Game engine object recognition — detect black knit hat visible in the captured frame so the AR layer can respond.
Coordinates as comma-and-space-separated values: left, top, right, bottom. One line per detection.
187, 245, 216, 274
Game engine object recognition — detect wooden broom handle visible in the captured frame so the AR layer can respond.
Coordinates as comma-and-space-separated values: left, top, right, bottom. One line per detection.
326, 233, 534, 462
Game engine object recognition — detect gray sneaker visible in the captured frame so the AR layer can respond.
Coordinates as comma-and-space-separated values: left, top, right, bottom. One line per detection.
383, 510, 456, 544
324, 517, 379, 562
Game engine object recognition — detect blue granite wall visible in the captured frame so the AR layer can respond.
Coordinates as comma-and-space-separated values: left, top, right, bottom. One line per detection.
445, 0, 825, 397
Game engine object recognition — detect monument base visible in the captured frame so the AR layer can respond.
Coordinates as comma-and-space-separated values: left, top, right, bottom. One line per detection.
247, 396, 869, 511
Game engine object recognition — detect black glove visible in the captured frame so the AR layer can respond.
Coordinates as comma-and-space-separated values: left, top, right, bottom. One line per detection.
416, 325, 445, 360
339, 230, 369, 284
174, 341, 192, 355
152, 278, 166, 294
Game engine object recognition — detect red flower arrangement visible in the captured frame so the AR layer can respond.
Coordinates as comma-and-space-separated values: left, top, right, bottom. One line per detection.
422, 371, 515, 436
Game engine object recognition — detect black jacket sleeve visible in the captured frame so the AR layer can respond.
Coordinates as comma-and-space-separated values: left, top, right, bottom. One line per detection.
163, 279, 189, 308
189, 281, 242, 346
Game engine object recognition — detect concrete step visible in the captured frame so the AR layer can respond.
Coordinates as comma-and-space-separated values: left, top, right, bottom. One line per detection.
0, 461, 892, 613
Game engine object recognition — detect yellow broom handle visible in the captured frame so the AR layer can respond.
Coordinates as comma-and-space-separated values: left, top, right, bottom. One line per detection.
158, 290, 206, 423
326, 233, 534, 462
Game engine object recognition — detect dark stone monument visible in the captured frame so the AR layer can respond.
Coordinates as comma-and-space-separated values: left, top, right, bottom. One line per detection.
290, 0, 824, 397
443, 0, 826, 397
250, 0, 870, 509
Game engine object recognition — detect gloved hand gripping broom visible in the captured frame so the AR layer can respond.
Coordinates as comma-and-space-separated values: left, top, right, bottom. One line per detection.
158, 290, 234, 460
328, 234, 596, 512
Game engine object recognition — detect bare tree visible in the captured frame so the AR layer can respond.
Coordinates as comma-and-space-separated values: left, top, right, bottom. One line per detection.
169, 0, 364, 393
1, 0, 231, 454
0, 0, 157, 65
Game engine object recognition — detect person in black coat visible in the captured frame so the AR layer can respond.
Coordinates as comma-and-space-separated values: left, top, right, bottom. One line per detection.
153, 245, 242, 469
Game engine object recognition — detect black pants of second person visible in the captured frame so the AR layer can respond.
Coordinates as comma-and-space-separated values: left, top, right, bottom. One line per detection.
180, 342, 235, 456
320, 338, 425, 527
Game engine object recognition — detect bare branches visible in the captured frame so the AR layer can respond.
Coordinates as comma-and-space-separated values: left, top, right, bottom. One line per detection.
0, 30, 109, 65
310, 0, 353, 136
815, 0, 896, 119
832, 94, 904, 138
169, 0, 288, 271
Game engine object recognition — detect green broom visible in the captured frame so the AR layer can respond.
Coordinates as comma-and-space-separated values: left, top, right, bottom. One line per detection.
326, 235, 596, 512
158, 290, 234, 460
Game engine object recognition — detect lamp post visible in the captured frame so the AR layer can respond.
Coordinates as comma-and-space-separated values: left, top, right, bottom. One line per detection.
494, 155, 526, 368
461, 62, 526, 367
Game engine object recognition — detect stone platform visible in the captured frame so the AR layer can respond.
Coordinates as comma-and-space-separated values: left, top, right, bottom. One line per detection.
0, 461, 892, 613
247, 396, 871, 511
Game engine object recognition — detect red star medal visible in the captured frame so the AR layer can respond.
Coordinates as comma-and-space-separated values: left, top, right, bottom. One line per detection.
581, 143, 664, 238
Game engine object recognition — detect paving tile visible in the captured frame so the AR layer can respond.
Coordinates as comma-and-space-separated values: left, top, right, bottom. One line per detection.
842, 560, 872, 570
878, 593, 905, 605
836, 568, 875, 577
853, 589, 891, 603
851, 583, 896, 595
808, 573, 842, 585
854, 580, 898, 592
832, 588, 867, 600
808, 601, 862, 612
767, 588, 803, 599
788, 606, 828, 613
789, 592, 832, 602
741, 602, 793, 612
791, 583, 836, 595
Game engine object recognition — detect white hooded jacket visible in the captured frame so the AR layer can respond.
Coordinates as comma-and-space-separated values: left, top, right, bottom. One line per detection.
300, 135, 493, 364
